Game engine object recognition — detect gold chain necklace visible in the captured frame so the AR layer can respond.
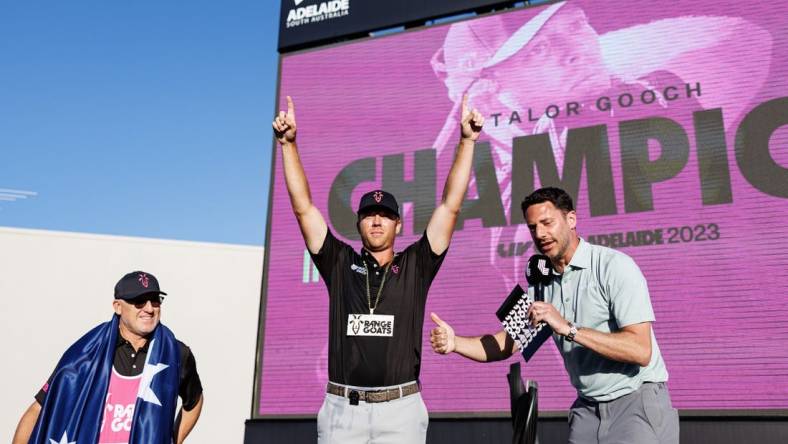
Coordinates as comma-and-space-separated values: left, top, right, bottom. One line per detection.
364, 259, 392, 315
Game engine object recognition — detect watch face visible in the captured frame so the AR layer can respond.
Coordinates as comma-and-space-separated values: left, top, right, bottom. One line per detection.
567, 323, 577, 342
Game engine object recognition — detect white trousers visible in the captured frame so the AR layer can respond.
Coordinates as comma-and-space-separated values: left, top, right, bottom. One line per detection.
317, 389, 428, 444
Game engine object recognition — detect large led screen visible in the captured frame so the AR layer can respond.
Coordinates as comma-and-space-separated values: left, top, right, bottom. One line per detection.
257, 0, 788, 416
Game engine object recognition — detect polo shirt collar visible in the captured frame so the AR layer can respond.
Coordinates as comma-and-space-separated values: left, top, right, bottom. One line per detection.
567, 238, 591, 270
361, 249, 379, 267
361, 248, 399, 268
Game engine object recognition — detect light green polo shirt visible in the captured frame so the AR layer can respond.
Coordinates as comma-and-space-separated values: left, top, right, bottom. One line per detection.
539, 238, 669, 401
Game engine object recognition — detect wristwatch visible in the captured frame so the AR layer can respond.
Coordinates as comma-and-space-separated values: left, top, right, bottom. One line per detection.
566, 322, 578, 342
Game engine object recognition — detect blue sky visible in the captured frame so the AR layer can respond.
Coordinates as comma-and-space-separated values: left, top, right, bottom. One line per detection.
1, 1, 280, 246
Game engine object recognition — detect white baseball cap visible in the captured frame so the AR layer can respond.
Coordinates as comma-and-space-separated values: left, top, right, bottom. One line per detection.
482, 1, 566, 69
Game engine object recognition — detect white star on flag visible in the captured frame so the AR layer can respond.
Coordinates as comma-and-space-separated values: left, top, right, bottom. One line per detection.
137, 338, 169, 406
49, 431, 76, 444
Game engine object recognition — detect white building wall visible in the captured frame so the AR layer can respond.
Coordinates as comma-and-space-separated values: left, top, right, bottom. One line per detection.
0, 227, 263, 444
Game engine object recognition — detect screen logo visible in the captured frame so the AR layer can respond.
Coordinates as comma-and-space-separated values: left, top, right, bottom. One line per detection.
286, 0, 350, 29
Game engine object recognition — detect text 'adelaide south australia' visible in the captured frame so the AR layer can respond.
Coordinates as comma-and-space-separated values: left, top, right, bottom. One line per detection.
286, 0, 350, 28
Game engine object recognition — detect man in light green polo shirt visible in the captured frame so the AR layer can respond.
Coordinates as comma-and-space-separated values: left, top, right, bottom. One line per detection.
430, 187, 678, 444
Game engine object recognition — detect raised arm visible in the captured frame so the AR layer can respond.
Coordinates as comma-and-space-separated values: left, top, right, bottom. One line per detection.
429, 312, 515, 362
426, 95, 484, 255
273, 96, 328, 253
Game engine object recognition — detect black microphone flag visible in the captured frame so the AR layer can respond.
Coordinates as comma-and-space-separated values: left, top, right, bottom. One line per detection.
495, 255, 555, 362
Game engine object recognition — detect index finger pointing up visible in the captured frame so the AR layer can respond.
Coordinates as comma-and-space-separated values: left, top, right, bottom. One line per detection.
286, 95, 295, 118
461, 94, 469, 114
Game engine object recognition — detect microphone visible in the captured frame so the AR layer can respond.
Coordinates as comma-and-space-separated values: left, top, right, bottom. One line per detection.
495, 254, 556, 362
526, 254, 555, 302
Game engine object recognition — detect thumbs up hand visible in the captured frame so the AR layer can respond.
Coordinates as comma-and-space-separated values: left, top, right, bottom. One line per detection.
430, 312, 456, 354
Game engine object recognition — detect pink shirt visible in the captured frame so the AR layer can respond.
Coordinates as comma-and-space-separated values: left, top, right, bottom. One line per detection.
98, 367, 142, 444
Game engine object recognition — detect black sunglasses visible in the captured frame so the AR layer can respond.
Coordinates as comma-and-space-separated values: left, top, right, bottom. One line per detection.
125, 295, 164, 309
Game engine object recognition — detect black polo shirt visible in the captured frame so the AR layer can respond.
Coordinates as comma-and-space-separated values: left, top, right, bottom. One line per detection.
35, 331, 203, 411
311, 229, 446, 387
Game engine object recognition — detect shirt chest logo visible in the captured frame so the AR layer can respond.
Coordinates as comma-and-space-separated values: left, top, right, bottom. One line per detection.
347, 314, 394, 337
350, 264, 367, 275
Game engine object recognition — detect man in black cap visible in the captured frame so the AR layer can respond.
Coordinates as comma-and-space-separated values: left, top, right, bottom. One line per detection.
273, 95, 483, 443
13, 271, 203, 444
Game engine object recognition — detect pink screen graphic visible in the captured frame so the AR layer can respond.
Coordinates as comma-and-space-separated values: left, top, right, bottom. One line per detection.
258, 0, 788, 415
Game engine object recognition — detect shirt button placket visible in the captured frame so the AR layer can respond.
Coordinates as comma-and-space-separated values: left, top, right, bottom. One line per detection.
561, 274, 574, 319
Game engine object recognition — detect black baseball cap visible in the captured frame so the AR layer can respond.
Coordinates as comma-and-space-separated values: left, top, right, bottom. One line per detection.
357, 190, 399, 218
114, 271, 167, 301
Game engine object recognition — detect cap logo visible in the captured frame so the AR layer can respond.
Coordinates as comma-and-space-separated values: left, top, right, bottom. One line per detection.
373, 191, 383, 203
138, 273, 149, 288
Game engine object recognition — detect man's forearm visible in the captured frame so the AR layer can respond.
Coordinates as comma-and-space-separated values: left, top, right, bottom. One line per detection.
454, 330, 514, 363
454, 335, 490, 362
529, 302, 652, 367
425, 138, 476, 254
281, 141, 327, 253
176, 395, 203, 444
13, 401, 41, 444
572, 325, 652, 367
440, 138, 476, 212
281, 141, 315, 216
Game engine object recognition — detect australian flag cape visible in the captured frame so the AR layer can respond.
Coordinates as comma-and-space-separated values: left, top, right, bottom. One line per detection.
29, 314, 181, 444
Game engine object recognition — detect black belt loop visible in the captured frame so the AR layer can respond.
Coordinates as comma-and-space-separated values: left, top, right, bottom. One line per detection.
348, 390, 360, 406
